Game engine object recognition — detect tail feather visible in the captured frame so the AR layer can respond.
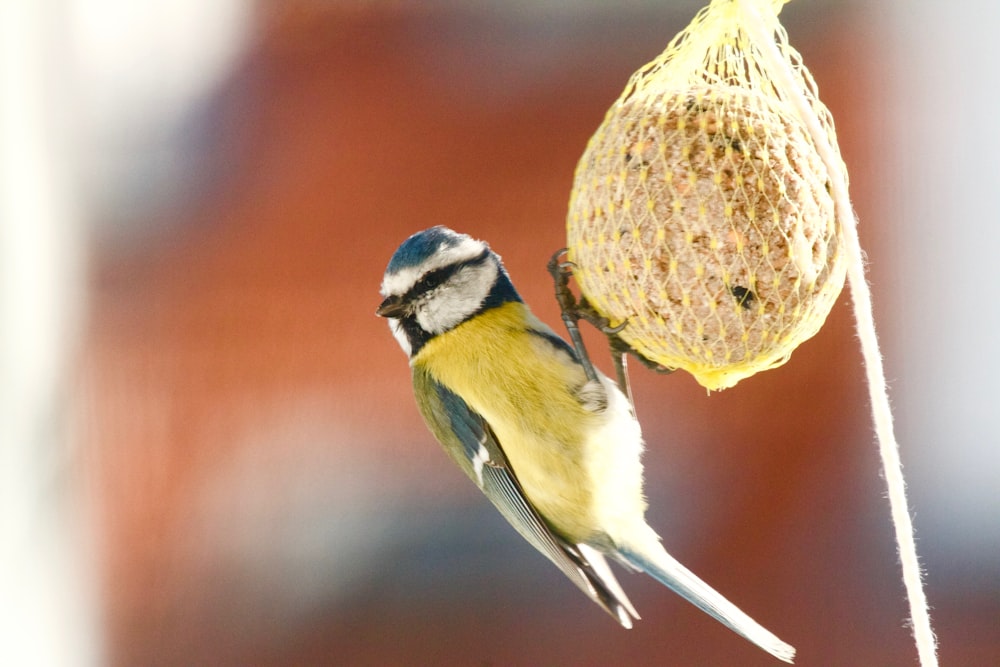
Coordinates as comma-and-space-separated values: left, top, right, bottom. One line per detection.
554, 542, 640, 628
576, 543, 640, 626
617, 542, 796, 663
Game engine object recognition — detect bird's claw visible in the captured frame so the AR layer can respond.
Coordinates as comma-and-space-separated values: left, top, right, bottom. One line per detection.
602, 320, 628, 336
549, 248, 674, 392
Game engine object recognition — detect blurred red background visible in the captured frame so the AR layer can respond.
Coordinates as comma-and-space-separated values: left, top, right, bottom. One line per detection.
75, 3, 999, 666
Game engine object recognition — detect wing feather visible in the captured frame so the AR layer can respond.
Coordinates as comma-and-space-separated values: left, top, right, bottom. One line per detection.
413, 366, 638, 627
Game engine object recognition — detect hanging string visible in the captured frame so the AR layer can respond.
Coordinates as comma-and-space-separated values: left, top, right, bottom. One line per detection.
740, 4, 938, 664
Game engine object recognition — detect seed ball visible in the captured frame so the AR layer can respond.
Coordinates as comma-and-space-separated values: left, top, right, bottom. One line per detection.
567, 86, 846, 390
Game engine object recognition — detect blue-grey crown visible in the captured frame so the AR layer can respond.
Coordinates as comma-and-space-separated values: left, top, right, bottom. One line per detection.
386, 226, 466, 273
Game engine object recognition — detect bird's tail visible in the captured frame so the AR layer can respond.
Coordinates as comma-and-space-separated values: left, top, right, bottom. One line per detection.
617, 534, 796, 663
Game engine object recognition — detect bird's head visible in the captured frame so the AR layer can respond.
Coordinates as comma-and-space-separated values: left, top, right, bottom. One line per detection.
377, 226, 520, 356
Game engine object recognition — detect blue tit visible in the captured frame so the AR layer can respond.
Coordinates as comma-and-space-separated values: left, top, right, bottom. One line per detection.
376, 226, 794, 663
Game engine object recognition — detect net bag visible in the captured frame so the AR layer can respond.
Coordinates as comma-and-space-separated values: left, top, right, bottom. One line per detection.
566, 0, 847, 390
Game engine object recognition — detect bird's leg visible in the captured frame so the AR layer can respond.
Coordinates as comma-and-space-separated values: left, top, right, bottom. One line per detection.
548, 249, 675, 406
608, 329, 676, 376
611, 349, 635, 417
548, 248, 600, 384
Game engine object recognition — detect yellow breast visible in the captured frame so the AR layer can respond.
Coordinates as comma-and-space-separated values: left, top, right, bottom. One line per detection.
414, 302, 601, 541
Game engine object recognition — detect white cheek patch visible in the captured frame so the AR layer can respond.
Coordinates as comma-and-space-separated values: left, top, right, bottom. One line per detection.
415, 260, 498, 334
381, 236, 486, 297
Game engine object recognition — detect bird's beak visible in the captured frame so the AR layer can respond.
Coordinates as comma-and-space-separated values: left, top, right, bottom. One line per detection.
376, 295, 407, 318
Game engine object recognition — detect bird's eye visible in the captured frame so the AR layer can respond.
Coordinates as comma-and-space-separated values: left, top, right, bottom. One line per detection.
418, 269, 449, 293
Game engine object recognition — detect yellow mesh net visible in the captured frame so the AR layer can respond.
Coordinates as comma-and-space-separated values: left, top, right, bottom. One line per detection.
566, 0, 847, 390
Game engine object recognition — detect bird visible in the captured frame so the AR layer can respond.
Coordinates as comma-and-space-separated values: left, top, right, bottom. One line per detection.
376, 226, 795, 663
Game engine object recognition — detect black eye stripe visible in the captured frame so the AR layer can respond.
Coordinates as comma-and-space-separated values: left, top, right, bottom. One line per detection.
408, 248, 491, 299
417, 266, 454, 291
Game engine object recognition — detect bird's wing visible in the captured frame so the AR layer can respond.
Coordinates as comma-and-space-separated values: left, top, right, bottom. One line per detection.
413, 365, 639, 628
